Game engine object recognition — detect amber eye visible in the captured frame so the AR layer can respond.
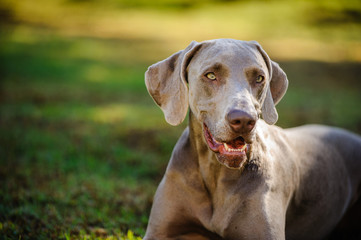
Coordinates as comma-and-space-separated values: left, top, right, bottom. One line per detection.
256, 75, 264, 83
205, 72, 216, 81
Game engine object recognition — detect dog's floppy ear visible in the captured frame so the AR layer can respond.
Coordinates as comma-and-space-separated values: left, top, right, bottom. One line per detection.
145, 41, 201, 126
252, 42, 288, 125
269, 61, 289, 105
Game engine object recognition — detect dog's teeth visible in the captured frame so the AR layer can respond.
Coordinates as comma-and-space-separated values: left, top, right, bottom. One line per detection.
223, 143, 247, 152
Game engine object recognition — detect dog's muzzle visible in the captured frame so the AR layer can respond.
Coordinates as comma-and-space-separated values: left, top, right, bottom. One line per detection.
203, 123, 250, 169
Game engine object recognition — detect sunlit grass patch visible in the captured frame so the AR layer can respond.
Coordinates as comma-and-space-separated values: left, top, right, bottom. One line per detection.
2, 0, 361, 61
62, 229, 142, 240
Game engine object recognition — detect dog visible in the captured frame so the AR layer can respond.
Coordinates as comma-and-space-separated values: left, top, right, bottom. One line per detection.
143, 39, 361, 240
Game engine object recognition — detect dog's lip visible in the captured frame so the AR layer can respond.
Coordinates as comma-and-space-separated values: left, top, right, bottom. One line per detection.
203, 123, 249, 156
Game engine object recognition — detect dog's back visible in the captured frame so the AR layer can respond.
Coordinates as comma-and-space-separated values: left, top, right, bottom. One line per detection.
284, 125, 361, 239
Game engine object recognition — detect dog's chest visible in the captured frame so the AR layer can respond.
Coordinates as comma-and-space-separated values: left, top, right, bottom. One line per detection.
204, 168, 266, 237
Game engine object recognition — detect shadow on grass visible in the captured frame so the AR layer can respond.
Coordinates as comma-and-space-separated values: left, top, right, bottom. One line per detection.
277, 60, 361, 132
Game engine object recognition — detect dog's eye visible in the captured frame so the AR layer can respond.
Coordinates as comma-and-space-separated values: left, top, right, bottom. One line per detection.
256, 75, 264, 83
205, 72, 216, 81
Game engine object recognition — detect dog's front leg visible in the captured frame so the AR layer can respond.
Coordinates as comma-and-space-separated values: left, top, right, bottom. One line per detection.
143, 172, 222, 240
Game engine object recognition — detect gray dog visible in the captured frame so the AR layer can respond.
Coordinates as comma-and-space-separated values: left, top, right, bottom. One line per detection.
143, 39, 361, 240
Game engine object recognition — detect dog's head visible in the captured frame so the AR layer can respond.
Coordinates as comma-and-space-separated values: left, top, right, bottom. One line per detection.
145, 39, 288, 169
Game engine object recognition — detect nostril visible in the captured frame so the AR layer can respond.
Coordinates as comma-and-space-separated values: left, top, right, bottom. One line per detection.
247, 120, 256, 131
233, 120, 241, 125
247, 120, 255, 126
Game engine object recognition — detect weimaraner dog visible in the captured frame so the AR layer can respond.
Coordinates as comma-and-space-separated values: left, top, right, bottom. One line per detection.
143, 39, 361, 240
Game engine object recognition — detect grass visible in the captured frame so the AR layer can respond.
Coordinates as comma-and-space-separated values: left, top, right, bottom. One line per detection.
0, 23, 186, 239
0, 0, 361, 239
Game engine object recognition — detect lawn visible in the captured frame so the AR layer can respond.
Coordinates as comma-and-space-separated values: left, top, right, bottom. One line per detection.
0, 0, 360, 239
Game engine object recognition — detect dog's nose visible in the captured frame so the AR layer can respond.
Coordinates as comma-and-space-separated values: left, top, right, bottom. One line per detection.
226, 109, 256, 133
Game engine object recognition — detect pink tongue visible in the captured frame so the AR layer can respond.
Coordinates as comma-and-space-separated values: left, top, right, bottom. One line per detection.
227, 136, 245, 149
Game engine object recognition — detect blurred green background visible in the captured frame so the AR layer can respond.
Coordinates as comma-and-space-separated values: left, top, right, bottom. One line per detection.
0, 0, 360, 239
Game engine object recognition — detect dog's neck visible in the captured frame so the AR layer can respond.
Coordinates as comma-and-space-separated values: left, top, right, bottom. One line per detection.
188, 111, 267, 186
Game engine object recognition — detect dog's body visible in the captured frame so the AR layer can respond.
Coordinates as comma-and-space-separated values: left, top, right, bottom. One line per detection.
143, 39, 361, 240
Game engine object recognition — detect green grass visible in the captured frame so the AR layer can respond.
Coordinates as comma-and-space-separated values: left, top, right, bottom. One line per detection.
0, 0, 361, 239
0, 26, 184, 239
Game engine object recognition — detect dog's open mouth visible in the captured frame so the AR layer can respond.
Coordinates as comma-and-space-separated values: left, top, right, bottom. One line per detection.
203, 123, 249, 169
